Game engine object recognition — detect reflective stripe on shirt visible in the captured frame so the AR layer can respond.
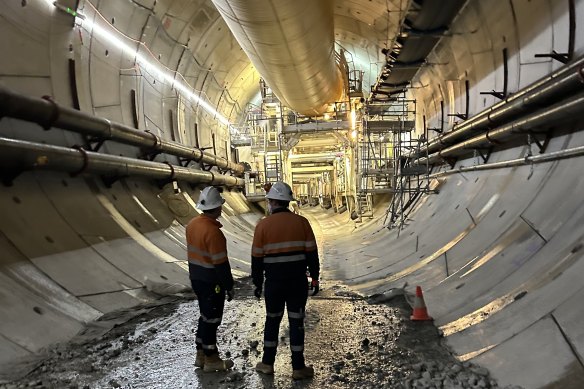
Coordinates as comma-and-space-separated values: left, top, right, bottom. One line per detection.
263, 254, 306, 264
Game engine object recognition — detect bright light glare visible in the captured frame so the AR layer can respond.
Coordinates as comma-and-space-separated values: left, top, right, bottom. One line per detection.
350, 109, 356, 130
63, 3, 239, 134
351, 130, 357, 139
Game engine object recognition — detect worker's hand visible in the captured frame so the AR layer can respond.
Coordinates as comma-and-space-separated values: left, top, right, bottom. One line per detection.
226, 289, 235, 302
254, 287, 262, 299
311, 280, 319, 296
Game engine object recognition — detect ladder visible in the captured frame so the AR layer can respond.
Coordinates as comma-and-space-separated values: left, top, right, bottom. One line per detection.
264, 151, 282, 182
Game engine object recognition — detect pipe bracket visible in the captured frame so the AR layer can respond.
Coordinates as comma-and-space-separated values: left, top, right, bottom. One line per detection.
485, 131, 502, 145
70, 145, 89, 177
41, 95, 60, 131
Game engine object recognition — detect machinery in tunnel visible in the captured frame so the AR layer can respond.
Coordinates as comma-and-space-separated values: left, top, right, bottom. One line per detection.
1, 0, 584, 387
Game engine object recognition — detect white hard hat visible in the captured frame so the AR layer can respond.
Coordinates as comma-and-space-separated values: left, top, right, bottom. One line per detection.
266, 182, 295, 201
197, 186, 225, 210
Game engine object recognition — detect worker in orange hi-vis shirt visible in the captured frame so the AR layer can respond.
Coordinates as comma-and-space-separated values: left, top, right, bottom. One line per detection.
186, 186, 235, 373
252, 182, 320, 380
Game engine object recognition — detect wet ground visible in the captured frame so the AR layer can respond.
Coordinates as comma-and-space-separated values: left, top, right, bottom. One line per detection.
0, 278, 522, 389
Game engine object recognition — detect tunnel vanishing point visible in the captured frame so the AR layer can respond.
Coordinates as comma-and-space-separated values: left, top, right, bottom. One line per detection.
1, 0, 584, 388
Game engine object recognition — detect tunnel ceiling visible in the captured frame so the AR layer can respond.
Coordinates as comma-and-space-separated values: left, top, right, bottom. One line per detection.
159, 0, 407, 117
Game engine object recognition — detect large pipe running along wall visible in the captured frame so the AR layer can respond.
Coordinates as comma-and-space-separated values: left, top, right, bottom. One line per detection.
418, 56, 584, 158
0, 87, 244, 175
0, 137, 244, 187
419, 92, 584, 165
211, 0, 344, 116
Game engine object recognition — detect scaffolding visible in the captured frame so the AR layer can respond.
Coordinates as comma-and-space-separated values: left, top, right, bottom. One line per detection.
376, 94, 435, 230
242, 80, 284, 201
357, 94, 416, 219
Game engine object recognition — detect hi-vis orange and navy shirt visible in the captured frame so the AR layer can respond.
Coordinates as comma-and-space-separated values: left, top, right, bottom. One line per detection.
186, 214, 234, 291
251, 208, 319, 288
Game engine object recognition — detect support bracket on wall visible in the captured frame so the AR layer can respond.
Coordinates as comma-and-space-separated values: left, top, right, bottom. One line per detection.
101, 174, 128, 188
527, 130, 553, 154
473, 147, 493, 164
442, 156, 457, 169
534, 51, 571, 64
84, 136, 105, 152
480, 90, 506, 100
480, 48, 509, 100
428, 101, 444, 133
448, 113, 468, 121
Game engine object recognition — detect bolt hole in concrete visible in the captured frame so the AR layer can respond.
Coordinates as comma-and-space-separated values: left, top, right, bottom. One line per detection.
45, 236, 53, 243
499, 210, 506, 218
33, 307, 43, 315
12, 196, 20, 204
0, 282, 521, 389
160, 275, 168, 280
62, 179, 68, 187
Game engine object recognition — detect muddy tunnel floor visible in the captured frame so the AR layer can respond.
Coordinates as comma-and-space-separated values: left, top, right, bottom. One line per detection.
1, 279, 523, 389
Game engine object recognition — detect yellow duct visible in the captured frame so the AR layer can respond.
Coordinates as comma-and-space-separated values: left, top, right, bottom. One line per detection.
211, 0, 344, 116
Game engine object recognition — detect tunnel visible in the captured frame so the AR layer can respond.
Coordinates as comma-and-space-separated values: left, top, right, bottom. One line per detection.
1, 0, 584, 388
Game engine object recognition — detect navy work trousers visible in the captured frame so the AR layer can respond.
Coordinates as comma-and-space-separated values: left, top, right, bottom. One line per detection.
262, 277, 308, 369
191, 280, 225, 356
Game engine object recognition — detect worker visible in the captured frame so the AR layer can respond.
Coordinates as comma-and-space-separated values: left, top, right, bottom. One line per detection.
186, 186, 235, 372
251, 181, 320, 380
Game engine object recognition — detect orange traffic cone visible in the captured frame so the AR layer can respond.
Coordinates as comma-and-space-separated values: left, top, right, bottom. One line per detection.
410, 286, 433, 321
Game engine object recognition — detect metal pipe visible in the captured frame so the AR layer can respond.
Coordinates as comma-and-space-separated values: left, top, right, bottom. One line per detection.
0, 137, 244, 187
288, 153, 341, 162
429, 145, 584, 179
211, 0, 343, 116
422, 55, 584, 156
0, 87, 244, 175
420, 91, 584, 165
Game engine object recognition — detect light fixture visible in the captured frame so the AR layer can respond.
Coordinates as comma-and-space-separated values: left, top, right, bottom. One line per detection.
351, 130, 357, 139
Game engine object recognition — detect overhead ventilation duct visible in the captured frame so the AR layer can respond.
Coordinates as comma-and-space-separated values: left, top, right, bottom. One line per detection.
211, 0, 343, 116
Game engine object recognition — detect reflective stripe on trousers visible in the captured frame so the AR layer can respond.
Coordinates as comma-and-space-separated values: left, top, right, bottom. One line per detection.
191, 280, 225, 356
261, 277, 308, 370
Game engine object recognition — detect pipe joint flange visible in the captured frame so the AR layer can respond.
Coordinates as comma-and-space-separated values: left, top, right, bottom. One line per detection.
70, 145, 89, 177
41, 95, 60, 131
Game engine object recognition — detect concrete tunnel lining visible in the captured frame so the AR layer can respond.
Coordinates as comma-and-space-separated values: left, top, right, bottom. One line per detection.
2, 0, 584, 388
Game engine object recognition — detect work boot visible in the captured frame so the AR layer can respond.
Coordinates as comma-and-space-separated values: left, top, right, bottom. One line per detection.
203, 353, 234, 372
255, 361, 274, 375
292, 365, 314, 380
194, 350, 205, 368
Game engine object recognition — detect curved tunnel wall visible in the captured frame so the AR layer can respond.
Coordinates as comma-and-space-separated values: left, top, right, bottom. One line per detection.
1, 1, 584, 388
